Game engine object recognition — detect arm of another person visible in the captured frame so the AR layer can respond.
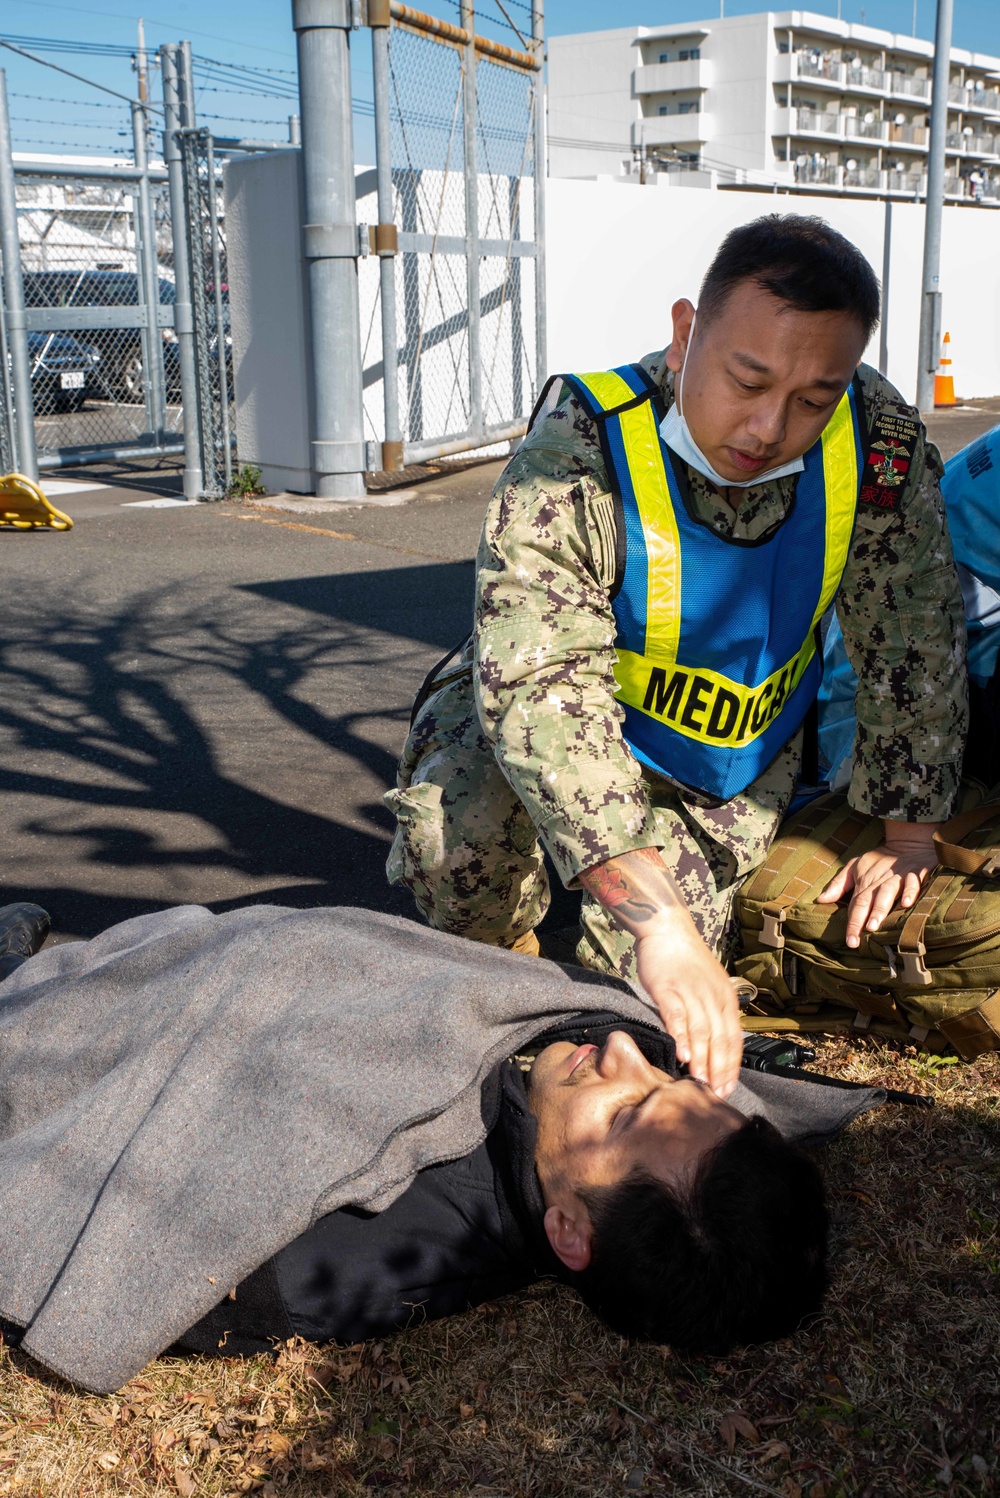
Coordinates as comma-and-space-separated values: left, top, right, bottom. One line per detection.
818, 373, 969, 944
474, 394, 742, 1096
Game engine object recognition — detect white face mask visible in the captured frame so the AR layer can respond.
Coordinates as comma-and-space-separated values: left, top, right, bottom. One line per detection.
658, 315, 806, 490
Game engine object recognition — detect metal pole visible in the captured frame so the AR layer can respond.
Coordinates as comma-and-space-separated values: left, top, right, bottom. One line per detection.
531, 0, 546, 393
292, 0, 367, 499
370, 1, 403, 471
461, 0, 482, 443
179, 39, 197, 128
161, 43, 203, 497
132, 99, 167, 442
0, 69, 37, 480
878, 197, 891, 377
204, 131, 232, 490
916, 0, 953, 411
288, 113, 301, 145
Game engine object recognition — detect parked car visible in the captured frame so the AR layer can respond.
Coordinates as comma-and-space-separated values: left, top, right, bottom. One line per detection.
27, 329, 100, 415
21, 270, 180, 403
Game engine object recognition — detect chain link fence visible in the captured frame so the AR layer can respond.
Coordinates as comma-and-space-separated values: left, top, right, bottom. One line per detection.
13, 168, 182, 469
362, 3, 544, 468
179, 129, 232, 498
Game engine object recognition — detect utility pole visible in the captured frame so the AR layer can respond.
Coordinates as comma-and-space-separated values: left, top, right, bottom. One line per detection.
532, 0, 546, 393
136, 18, 148, 102
292, 0, 366, 499
0, 68, 37, 480
916, 0, 953, 411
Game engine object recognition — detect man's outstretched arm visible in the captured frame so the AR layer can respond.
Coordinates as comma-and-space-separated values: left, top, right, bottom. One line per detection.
579, 847, 742, 1099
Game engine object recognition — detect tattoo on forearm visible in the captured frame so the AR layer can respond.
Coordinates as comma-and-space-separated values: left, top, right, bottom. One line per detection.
580, 847, 683, 932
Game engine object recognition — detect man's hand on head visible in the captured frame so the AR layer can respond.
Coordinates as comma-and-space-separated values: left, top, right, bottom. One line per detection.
816, 819, 940, 947
578, 847, 743, 1099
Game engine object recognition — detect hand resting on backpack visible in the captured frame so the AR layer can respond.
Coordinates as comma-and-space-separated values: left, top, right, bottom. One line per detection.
816, 820, 941, 948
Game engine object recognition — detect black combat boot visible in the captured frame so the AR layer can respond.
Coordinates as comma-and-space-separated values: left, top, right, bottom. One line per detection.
0, 903, 51, 981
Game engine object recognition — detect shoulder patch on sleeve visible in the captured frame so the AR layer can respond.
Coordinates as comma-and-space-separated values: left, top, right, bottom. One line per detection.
858, 407, 921, 514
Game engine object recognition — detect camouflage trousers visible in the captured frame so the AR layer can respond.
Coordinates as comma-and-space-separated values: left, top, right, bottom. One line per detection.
386, 661, 800, 983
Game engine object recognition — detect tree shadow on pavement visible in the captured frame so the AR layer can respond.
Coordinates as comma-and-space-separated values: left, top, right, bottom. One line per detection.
0, 562, 474, 936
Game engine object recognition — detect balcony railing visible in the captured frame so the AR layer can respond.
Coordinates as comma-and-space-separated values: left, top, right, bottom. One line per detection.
949, 82, 1000, 110
796, 53, 842, 82
968, 86, 1000, 112
888, 122, 927, 146
844, 115, 886, 140
945, 131, 1000, 153
791, 108, 841, 135
886, 169, 924, 193
846, 64, 886, 91
843, 165, 881, 187
888, 72, 931, 100
793, 161, 838, 185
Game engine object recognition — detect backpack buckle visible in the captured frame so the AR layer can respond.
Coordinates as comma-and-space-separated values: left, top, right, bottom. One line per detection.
760, 908, 787, 949
897, 941, 933, 987
980, 852, 1000, 878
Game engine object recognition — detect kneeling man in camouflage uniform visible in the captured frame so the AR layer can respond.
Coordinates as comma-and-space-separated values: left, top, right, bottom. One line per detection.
387, 215, 968, 1100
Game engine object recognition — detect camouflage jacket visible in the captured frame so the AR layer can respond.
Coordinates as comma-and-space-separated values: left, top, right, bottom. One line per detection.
472, 351, 968, 888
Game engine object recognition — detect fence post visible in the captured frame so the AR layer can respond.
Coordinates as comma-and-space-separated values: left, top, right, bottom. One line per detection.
204, 132, 232, 492
0, 69, 37, 481
460, 2, 482, 445
161, 43, 203, 499
916, 0, 953, 411
132, 100, 167, 444
370, 0, 403, 471
531, 0, 546, 391
293, 0, 367, 500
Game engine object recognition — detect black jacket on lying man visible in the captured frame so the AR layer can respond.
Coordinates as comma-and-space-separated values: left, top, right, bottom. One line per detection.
0, 903, 887, 1391
179, 1008, 893, 1360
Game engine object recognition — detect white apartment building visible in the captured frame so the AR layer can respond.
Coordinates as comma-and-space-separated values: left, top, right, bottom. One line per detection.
547, 10, 1000, 204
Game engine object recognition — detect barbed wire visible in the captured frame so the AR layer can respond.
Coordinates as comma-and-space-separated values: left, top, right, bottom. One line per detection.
12, 115, 125, 129
11, 136, 131, 151
10, 90, 127, 109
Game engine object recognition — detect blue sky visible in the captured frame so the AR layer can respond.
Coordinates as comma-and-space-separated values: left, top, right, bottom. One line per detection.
1, 0, 998, 158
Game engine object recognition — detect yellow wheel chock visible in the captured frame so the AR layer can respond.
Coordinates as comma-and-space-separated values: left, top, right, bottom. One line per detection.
0, 472, 73, 531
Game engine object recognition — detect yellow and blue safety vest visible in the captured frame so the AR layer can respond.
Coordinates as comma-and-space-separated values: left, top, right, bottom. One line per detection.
559, 363, 864, 800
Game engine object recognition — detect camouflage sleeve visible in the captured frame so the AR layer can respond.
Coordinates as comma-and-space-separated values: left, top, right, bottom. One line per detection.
473, 390, 662, 887
836, 367, 969, 822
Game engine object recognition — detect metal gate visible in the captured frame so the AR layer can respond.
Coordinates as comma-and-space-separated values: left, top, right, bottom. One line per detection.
12, 163, 182, 473
361, 0, 545, 470
0, 50, 232, 496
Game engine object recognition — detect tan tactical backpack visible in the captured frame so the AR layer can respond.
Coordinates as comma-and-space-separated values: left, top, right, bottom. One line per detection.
734, 790, 1000, 1059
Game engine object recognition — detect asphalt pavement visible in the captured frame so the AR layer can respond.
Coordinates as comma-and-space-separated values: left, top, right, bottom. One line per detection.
2, 398, 998, 942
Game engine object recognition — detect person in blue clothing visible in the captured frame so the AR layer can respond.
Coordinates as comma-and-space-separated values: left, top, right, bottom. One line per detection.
819, 424, 1000, 788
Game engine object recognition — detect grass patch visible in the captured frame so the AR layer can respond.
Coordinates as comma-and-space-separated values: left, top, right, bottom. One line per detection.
1, 1039, 997, 1497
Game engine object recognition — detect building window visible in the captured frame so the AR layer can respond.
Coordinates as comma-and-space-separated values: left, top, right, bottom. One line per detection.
678, 100, 700, 114
679, 47, 701, 61
659, 52, 669, 63
658, 104, 670, 115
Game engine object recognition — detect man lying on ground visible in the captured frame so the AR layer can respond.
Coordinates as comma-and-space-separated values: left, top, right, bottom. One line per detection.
0, 901, 882, 1394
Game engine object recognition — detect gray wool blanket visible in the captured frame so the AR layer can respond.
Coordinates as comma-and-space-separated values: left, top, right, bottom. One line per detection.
0, 904, 884, 1394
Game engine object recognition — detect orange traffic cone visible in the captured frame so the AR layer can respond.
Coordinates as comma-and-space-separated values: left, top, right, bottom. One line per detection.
934, 331, 957, 408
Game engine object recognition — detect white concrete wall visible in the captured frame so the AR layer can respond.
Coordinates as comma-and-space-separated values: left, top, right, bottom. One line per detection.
701, 14, 773, 174
224, 150, 314, 493
547, 28, 640, 179
544, 178, 1000, 403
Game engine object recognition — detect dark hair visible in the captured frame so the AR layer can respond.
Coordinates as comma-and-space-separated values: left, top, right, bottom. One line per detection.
576, 1116, 828, 1353
697, 214, 880, 342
